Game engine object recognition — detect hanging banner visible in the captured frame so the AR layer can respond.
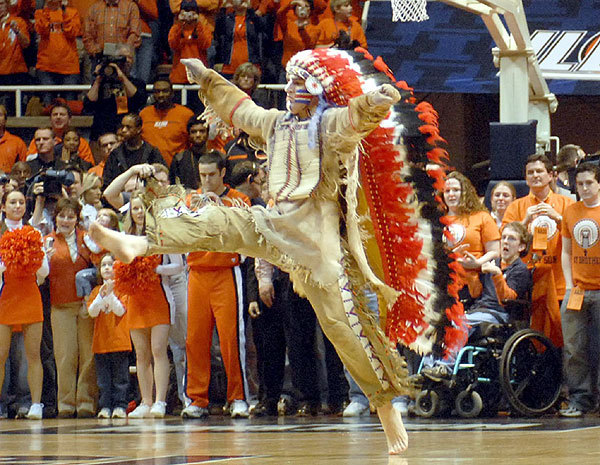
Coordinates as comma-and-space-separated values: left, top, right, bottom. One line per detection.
366, 0, 600, 94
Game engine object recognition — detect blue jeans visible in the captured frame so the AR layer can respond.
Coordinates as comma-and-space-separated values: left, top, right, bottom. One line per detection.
37, 71, 80, 105
95, 351, 130, 410
561, 289, 600, 412
133, 22, 159, 84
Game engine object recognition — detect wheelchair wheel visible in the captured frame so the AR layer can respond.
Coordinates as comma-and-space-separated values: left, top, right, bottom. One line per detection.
455, 390, 483, 418
415, 390, 440, 418
500, 329, 561, 416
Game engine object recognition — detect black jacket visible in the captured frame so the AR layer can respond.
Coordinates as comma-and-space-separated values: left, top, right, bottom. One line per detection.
102, 141, 166, 188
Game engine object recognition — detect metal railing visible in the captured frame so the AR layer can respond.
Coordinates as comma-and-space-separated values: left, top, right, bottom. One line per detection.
0, 83, 286, 117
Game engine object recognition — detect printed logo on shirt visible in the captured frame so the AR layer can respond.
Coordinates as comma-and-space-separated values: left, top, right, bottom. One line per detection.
529, 215, 558, 240
50, 22, 64, 33
154, 121, 169, 128
444, 223, 466, 248
573, 218, 600, 250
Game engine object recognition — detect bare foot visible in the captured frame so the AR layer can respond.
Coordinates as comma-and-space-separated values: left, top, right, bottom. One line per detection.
89, 222, 148, 264
377, 402, 408, 455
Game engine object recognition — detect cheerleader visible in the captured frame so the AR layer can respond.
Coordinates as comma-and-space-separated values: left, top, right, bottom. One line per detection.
119, 192, 171, 418
0, 190, 49, 419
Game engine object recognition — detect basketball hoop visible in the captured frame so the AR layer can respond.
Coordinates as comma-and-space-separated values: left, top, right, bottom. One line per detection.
391, 0, 429, 22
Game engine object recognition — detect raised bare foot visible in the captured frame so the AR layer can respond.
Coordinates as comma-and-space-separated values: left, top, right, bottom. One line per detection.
89, 222, 148, 264
377, 402, 408, 455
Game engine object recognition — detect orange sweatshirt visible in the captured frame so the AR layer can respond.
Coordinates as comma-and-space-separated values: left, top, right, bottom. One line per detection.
35, 7, 81, 75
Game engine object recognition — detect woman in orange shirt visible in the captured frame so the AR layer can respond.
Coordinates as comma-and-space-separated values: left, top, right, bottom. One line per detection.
46, 198, 94, 418
316, 0, 366, 49
118, 192, 171, 418
0, 190, 49, 419
168, 0, 212, 84
34, 0, 82, 105
443, 171, 500, 296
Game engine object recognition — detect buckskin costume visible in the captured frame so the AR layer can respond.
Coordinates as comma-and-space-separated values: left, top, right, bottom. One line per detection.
140, 48, 465, 406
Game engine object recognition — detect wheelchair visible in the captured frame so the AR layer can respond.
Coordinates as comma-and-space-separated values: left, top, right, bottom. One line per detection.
413, 301, 562, 418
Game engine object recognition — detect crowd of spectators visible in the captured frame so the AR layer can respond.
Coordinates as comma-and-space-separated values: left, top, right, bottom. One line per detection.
0, 0, 368, 115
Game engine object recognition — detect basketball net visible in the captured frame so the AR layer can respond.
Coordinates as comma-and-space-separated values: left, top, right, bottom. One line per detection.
391, 0, 429, 22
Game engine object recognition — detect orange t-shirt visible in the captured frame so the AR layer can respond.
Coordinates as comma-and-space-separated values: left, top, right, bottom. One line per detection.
34, 7, 81, 75
445, 210, 500, 259
187, 187, 251, 270
168, 20, 212, 83
502, 191, 574, 298
280, 21, 319, 67
316, 17, 367, 48
0, 130, 27, 172
140, 104, 194, 166
137, 0, 158, 34
562, 201, 600, 291
0, 15, 29, 75
26, 135, 95, 165
88, 286, 132, 354
257, 0, 327, 42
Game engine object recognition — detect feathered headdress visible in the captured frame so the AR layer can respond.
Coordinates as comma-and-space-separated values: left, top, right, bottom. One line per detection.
286, 48, 467, 357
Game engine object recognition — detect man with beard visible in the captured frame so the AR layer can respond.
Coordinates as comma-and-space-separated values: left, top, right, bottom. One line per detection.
140, 78, 194, 166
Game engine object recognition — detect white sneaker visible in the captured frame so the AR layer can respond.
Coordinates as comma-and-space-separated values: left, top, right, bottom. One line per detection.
26, 403, 44, 420
230, 400, 249, 418
97, 408, 111, 419
150, 401, 167, 418
181, 405, 208, 419
111, 407, 127, 419
128, 403, 151, 418
343, 401, 369, 417
392, 400, 408, 415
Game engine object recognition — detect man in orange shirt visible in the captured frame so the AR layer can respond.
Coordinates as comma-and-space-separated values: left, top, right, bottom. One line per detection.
560, 162, 600, 417
181, 151, 251, 419
502, 153, 574, 346
0, 104, 27, 172
0, 0, 30, 114
24, 103, 95, 165
140, 79, 194, 166
34, 0, 82, 105
88, 132, 118, 178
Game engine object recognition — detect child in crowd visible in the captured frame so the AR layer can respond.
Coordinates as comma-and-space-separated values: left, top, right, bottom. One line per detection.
87, 253, 131, 419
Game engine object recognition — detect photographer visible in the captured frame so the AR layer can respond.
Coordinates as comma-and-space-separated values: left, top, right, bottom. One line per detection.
84, 44, 147, 141
168, 0, 211, 85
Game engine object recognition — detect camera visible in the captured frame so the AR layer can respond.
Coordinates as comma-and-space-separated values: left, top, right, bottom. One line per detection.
31, 169, 75, 197
95, 55, 127, 84
0, 174, 9, 185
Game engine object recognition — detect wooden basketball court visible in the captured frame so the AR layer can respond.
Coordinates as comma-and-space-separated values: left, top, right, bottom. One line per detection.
1, 414, 599, 464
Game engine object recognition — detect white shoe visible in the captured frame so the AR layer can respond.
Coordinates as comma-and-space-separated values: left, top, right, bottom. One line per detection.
343, 401, 369, 417
128, 403, 151, 418
392, 400, 409, 415
111, 407, 127, 419
181, 405, 208, 419
97, 408, 111, 419
150, 401, 167, 418
26, 403, 44, 420
230, 400, 249, 418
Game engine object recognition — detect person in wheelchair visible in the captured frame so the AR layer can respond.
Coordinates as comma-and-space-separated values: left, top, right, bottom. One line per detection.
420, 221, 532, 382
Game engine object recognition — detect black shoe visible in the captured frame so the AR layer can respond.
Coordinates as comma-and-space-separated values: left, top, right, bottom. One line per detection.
296, 402, 319, 417
325, 400, 347, 415
43, 406, 58, 419
252, 401, 278, 417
